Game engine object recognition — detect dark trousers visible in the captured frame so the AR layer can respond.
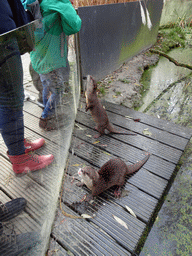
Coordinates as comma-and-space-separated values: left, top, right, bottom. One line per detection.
0, 38, 25, 155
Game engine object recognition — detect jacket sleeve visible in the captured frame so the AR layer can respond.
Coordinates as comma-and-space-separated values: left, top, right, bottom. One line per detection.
41, 0, 82, 36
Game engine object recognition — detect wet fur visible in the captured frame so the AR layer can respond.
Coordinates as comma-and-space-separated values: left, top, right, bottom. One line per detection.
85, 75, 135, 137
78, 153, 150, 197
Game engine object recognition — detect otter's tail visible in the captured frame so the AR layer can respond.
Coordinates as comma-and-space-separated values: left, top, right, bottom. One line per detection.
127, 153, 150, 174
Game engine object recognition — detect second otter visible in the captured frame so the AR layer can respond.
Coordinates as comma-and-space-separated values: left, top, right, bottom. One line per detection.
78, 152, 150, 198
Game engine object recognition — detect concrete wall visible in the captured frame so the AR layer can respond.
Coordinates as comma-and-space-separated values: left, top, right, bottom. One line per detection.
78, 0, 163, 81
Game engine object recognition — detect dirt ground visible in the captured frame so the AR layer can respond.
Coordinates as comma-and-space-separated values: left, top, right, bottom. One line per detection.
98, 52, 159, 108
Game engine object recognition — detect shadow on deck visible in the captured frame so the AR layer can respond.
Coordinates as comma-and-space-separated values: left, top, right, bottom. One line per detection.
1, 47, 192, 255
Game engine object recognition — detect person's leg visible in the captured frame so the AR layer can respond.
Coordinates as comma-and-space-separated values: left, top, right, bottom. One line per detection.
0, 107, 25, 155
39, 58, 71, 131
39, 73, 50, 109
62, 59, 70, 86
39, 69, 62, 120
0, 38, 54, 174
39, 72, 54, 118
29, 62, 43, 104
0, 38, 25, 155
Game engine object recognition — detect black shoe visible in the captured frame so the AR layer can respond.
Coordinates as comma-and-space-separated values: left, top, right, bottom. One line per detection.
0, 198, 27, 222
0, 230, 40, 256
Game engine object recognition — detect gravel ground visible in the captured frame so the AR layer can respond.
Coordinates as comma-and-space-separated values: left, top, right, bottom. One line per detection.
98, 52, 159, 108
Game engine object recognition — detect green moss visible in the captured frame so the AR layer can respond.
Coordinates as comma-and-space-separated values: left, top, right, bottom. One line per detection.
119, 21, 159, 64
151, 25, 187, 53
99, 86, 106, 96
161, 173, 192, 255
138, 66, 143, 72
118, 78, 130, 84
133, 99, 144, 111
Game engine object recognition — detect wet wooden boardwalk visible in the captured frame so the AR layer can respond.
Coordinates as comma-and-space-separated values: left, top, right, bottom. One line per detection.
48, 100, 192, 255
0, 53, 192, 255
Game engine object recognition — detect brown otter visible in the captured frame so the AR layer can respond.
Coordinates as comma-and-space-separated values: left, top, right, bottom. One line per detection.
78, 153, 150, 198
85, 75, 137, 138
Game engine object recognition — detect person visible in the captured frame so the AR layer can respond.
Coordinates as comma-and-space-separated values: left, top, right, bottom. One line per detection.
0, 198, 39, 255
0, 0, 54, 175
29, 0, 82, 130
29, 61, 44, 106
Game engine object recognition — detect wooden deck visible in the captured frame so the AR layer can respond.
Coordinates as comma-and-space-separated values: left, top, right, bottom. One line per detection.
48, 101, 192, 255
1, 52, 192, 255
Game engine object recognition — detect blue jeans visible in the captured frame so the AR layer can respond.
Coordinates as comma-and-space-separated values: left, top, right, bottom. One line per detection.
39, 62, 70, 119
0, 38, 25, 155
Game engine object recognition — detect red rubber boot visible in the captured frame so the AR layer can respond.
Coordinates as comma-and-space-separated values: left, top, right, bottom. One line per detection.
24, 138, 45, 153
8, 152, 54, 176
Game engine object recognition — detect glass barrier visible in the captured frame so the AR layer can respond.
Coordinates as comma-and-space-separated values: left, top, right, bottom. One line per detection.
0, 17, 80, 256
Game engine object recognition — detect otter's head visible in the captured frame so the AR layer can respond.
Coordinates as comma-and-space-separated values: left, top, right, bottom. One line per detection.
78, 166, 99, 190
85, 75, 97, 101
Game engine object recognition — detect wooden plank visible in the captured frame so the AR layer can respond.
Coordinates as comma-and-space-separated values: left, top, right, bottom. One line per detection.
63, 177, 156, 225
63, 153, 158, 223
1, 92, 191, 255
23, 104, 76, 147
93, 100, 192, 138
86, 203, 144, 252
77, 108, 189, 151
0, 132, 63, 192
48, 238, 71, 256
73, 121, 182, 164
0, 135, 5, 156
23, 100, 42, 118
80, 99, 192, 139
0, 156, 52, 222
52, 205, 132, 256
24, 82, 39, 95
60, 179, 146, 253
69, 136, 169, 199
23, 87, 79, 122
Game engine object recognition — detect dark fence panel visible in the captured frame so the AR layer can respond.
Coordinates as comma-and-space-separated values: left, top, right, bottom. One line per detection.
78, 0, 163, 80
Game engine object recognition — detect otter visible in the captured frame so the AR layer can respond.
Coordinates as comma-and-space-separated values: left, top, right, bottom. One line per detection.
78, 153, 150, 198
85, 75, 137, 138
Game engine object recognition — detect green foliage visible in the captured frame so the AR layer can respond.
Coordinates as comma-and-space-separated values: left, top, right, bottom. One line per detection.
99, 85, 106, 96
164, 174, 192, 256
138, 66, 143, 72
153, 26, 186, 53
118, 78, 130, 84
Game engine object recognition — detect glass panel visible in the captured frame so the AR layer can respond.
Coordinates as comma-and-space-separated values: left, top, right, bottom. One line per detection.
0, 18, 80, 255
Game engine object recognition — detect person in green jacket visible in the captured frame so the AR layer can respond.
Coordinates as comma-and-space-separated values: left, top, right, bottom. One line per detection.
30, 0, 81, 130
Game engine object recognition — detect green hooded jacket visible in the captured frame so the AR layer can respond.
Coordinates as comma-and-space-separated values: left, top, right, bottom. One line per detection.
30, 0, 81, 74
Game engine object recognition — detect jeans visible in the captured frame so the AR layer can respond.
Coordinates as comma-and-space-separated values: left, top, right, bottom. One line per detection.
39, 62, 70, 119
0, 38, 25, 155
